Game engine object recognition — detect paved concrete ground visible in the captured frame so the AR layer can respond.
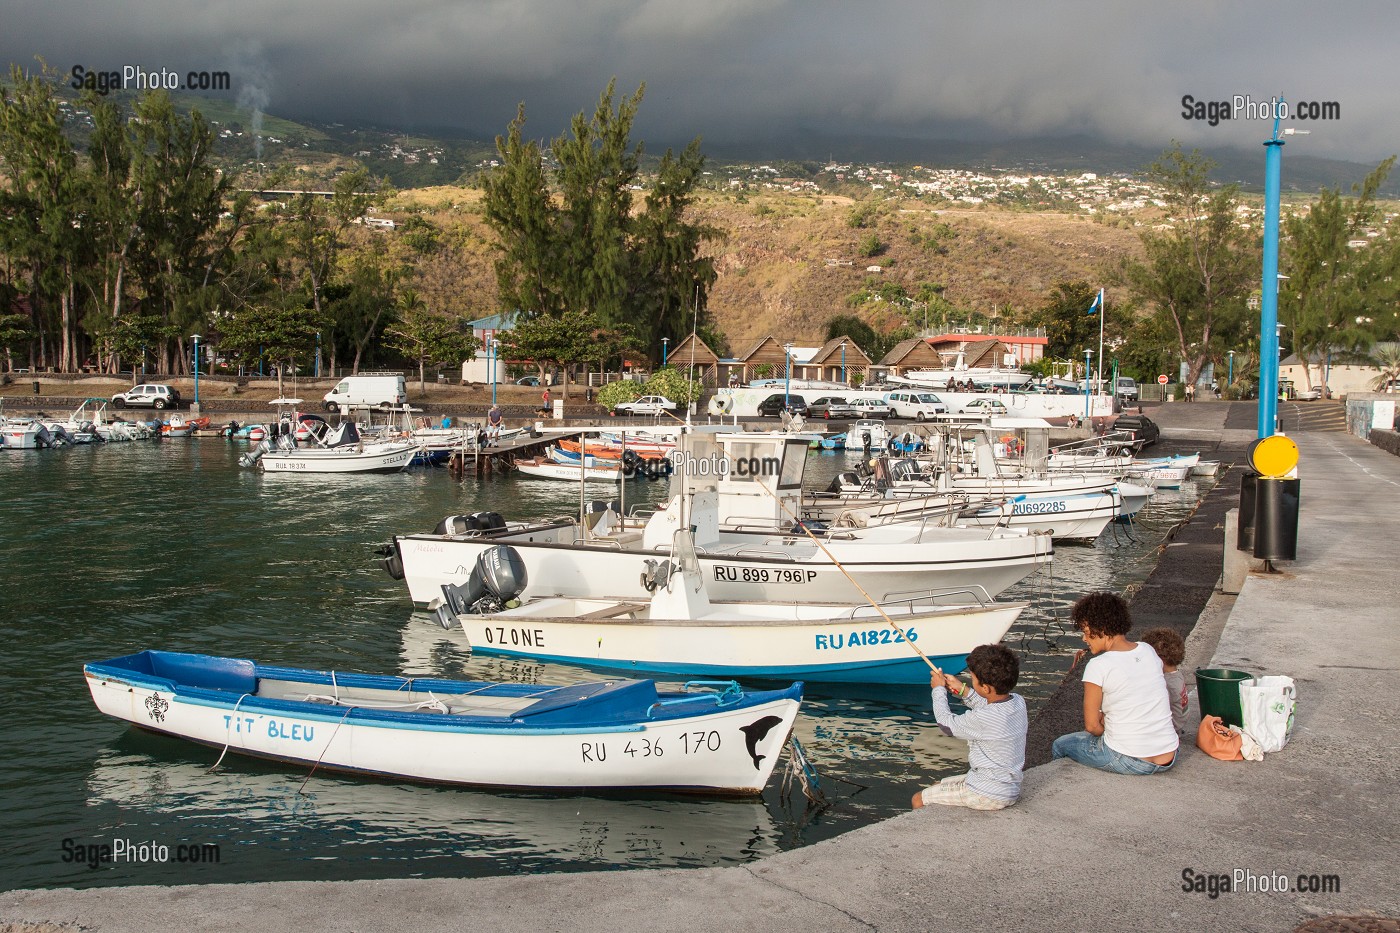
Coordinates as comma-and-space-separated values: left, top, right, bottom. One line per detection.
5, 406, 1396, 933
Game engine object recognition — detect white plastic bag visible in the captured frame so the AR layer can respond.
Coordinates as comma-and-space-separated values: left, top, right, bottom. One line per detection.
1240, 675, 1296, 753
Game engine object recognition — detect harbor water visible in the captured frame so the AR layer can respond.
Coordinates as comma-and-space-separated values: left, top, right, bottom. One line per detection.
0, 438, 1211, 890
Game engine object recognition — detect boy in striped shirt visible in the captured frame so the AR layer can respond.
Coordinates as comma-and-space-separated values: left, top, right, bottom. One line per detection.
911, 644, 1028, 811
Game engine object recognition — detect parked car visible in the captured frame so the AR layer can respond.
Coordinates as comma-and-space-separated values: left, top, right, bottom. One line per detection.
1115, 377, 1139, 402
884, 390, 948, 421
111, 384, 181, 410
1111, 413, 1160, 448
1296, 385, 1326, 401
613, 395, 678, 416
323, 374, 408, 413
807, 396, 858, 419
958, 398, 1009, 416
848, 397, 894, 418
515, 376, 541, 387
756, 393, 809, 417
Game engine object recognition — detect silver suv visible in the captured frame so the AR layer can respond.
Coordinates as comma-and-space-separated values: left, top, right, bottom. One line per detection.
112, 383, 182, 410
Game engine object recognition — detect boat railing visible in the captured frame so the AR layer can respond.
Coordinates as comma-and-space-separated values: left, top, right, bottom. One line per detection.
866, 583, 996, 613
646, 681, 746, 717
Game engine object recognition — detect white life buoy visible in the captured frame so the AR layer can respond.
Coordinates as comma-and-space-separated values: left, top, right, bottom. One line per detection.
718, 396, 734, 414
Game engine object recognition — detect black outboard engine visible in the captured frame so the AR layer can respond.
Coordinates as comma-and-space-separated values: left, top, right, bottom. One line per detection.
827, 471, 859, 493
439, 545, 529, 624
434, 514, 480, 536
861, 431, 872, 451
470, 511, 506, 531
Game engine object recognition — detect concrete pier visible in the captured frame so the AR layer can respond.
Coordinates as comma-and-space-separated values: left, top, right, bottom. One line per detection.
5, 400, 1396, 932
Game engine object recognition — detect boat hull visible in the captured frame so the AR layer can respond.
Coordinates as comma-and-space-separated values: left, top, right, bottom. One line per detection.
396, 528, 1049, 608
260, 442, 416, 474
84, 652, 801, 795
456, 601, 1025, 684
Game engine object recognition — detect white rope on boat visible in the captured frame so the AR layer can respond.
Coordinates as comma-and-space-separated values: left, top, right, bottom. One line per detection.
207, 693, 253, 773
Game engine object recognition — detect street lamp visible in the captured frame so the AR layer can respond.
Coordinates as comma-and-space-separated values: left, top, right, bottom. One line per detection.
315, 332, 322, 378
661, 337, 670, 367
840, 339, 847, 385
191, 334, 202, 412
1257, 113, 1307, 437
489, 338, 500, 407
783, 342, 794, 407
1083, 348, 1092, 418
1228, 350, 1235, 389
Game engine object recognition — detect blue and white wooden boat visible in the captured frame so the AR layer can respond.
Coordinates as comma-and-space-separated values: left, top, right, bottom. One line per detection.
84, 650, 802, 795
816, 433, 846, 451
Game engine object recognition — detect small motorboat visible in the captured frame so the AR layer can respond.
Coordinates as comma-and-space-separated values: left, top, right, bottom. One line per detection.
84, 650, 802, 795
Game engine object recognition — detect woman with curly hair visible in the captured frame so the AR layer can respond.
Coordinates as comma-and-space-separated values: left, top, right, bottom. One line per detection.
1052, 591, 1179, 775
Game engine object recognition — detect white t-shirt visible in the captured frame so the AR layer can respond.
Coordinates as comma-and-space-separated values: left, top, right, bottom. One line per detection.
1082, 642, 1179, 758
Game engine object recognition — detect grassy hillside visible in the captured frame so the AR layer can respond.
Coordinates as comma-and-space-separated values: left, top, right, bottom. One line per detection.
390, 187, 1144, 352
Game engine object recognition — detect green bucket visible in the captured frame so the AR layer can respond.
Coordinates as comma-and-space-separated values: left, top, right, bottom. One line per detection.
1195, 668, 1254, 727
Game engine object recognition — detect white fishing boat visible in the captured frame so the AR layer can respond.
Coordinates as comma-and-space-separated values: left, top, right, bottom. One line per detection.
434, 531, 1025, 685
515, 454, 624, 483
887, 350, 1034, 390
387, 430, 1052, 607
84, 649, 801, 795
243, 421, 418, 474
1, 416, 49, 449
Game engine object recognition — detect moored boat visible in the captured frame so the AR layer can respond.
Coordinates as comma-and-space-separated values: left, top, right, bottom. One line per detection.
84, 649, 802, 795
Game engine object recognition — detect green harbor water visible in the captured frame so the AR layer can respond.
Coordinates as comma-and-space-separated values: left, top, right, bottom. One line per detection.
0, 438, 1209, 890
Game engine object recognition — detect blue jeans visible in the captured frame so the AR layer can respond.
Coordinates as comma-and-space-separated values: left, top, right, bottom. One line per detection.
1051, 732, 1176, 775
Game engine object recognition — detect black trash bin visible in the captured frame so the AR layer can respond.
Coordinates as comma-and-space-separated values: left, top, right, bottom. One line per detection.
1253, 476, 1300, 560
1237, 471, 1257, 551
32, 380, 40, 395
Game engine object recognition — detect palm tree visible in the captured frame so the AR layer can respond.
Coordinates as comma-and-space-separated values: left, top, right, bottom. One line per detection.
1368, 342, 1400, 390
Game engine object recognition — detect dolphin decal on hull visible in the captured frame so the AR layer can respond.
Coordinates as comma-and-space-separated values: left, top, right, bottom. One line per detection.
740, 715, 784, 770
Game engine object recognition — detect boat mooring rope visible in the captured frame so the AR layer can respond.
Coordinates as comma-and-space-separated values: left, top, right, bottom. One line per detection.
298, 706, 355, 796
207, 693, 253, 773
780, 736, 829, 807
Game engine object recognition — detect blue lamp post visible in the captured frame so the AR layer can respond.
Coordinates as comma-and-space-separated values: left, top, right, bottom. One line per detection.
1257, 107, 1300, 437
315, 332, 322, 378
191, 334, 201, 412
1228, 350, 1235, 389
661, 337, 670, 367
489, 338, 499, 407
1083, 348, 1092, 418
841, 340, 847, 385
783, 342, 794, 407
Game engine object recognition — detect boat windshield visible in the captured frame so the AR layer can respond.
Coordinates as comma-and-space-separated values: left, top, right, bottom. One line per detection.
670, 529, 702, 577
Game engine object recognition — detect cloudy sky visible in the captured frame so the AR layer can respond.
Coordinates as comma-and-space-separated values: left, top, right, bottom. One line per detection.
7, 1, 1397, 163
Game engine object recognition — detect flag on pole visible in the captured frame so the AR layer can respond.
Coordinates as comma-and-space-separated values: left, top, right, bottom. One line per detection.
1087, 289, 1103, 315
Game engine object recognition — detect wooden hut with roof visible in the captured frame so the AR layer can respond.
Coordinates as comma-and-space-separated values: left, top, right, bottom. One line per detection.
664, 333, 721, 385
800, 337, 873, 385
877, 336, 944, 379
733, 335, 798, 384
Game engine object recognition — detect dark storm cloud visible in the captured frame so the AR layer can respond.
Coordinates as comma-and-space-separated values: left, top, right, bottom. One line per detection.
7, 0, 1396, 160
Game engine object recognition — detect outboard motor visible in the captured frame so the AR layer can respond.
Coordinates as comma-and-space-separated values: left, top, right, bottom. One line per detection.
861, 431, 872, 451
440, 545, 529, 622
433, 514, 481, 536
379, 541, 405, 580
470, 511, 506, 531
827, 471, 859, 494
239, 438, 272, 468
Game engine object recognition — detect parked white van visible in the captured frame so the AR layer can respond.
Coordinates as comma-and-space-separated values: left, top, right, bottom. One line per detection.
323, 374, 408, 412
884, 390, 948, 421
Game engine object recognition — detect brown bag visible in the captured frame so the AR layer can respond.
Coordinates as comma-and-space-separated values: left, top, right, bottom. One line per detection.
1196, 714, 1244, 761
